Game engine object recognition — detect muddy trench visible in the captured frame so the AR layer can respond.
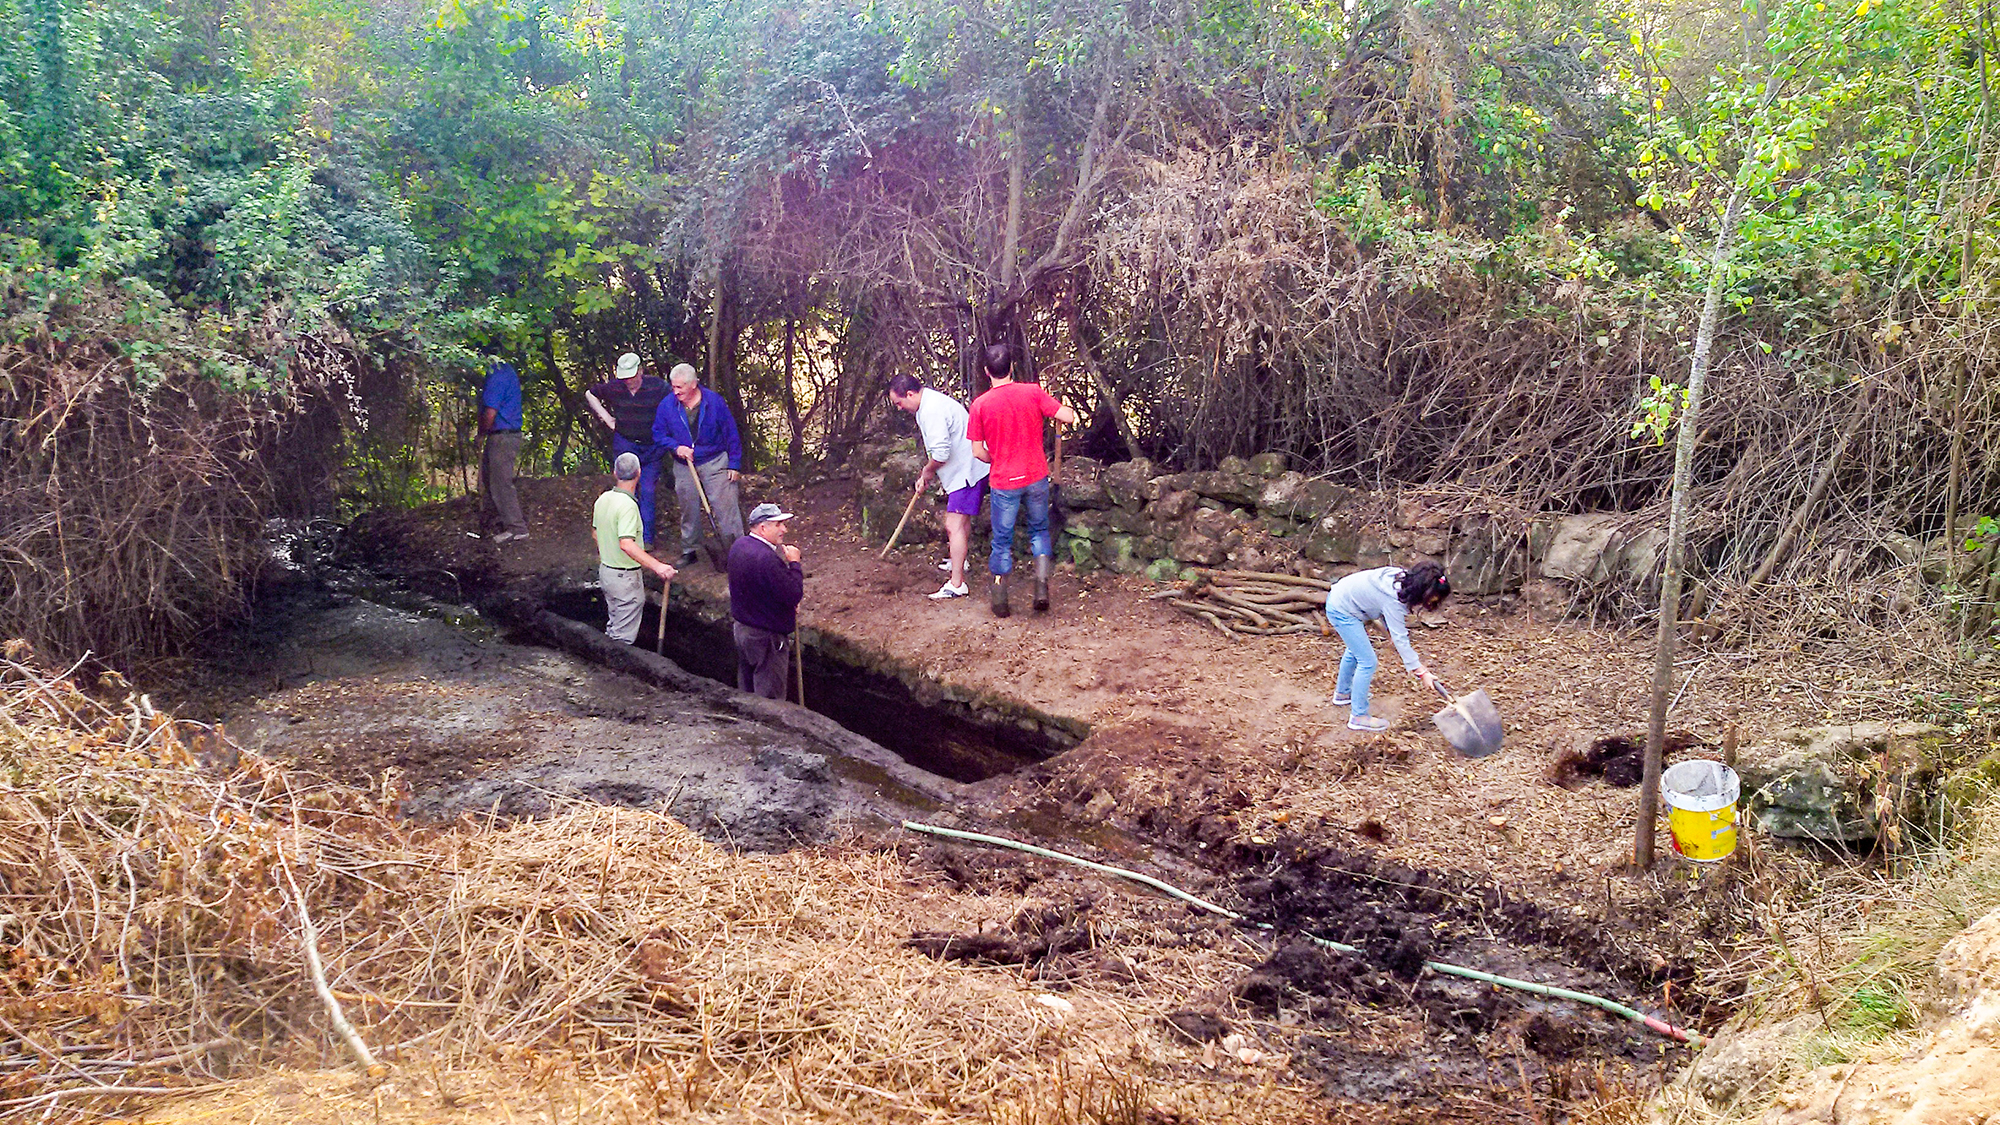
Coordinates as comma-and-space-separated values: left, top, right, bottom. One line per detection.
542, 585, 1087, 784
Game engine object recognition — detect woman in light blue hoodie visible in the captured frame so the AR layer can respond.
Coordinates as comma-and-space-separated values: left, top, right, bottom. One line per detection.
1323, 561, 1451, 731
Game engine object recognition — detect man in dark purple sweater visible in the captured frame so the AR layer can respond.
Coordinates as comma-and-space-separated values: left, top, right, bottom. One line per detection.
726, 502, 804, 700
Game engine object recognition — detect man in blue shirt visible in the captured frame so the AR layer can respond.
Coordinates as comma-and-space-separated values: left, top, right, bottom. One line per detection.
652, 362, 746, 567
479, 361, 529, 543
585, 352, 670, 548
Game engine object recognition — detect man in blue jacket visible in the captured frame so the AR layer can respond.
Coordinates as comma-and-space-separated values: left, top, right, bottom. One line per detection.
653, 362, 746, 567
727, 502, 804, 700
479, 360, 530, 543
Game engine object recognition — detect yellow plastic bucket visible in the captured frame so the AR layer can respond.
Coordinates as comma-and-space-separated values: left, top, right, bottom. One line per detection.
1662, 759, 1741, 862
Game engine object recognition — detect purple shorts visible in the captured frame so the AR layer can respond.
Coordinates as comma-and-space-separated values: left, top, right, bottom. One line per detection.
945, 479, 988, 516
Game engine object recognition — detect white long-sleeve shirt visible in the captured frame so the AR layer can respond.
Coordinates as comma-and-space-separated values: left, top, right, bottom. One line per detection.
914, 389, 990, 493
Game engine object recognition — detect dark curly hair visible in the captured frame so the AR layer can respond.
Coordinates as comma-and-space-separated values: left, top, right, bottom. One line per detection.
1395, 561, 1451, 609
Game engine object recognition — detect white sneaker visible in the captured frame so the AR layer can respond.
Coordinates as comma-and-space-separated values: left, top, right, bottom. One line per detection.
491, 531, 516, 544
509, 531, 530, 542
1347, 715, 1390, 732
938, 560, 954, 572
928, 581, 969, 600
1331, 693, 1353, 707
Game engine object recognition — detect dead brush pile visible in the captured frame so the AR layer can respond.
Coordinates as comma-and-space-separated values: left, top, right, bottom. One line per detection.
0, 646, 1198, 1123
0, 288, 363, 671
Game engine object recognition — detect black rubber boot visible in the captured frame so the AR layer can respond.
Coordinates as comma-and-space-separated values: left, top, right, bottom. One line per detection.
1032, 555, 1052, 613
990, 574, 1011, 618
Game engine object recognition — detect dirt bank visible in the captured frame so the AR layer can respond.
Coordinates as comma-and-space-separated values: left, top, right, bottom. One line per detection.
176, 580, 959, 850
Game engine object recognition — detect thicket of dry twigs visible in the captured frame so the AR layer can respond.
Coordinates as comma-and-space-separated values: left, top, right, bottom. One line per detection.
1089, 150, 1999, 585
0, 291, 367, 671
733, 111, 2000, 604
0, 644, 1321, 1123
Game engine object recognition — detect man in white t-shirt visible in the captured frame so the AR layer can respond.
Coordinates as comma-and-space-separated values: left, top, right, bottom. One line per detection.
889, 374, 990, 599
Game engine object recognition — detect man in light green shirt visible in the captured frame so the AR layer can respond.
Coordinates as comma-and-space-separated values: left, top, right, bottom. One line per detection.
594, 452, 677, 644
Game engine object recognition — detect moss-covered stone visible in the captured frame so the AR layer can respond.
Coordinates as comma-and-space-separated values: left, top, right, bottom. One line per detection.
1183, 469, 1262, 507
1068, 534, 1100, 570
1249, 452, 1289, 478
1096, 534, 1145, 574
1106, 505, 1152, 535
1059, 457, 1112, 509
1144, 557, 1182, 583
1064, 510, 1108, 540
1171, 532, 1226, 566
1101, 458, 1156, 509
1257, 475, 1353, 522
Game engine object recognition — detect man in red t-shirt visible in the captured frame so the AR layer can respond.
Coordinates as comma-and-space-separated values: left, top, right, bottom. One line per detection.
966, 343, 1077, 617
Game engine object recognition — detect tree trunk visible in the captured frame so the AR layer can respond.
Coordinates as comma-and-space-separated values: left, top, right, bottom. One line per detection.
1064, 274, 1142, 460
705, 261, 724, 391
541, 334, 588, 471
1953, 2, 1995, 634
1945, 354, 1969, 602
705, 262, 747, 428
1636, 184, 1750, 869
997, 112, 1026, 299
782, 314, 803, 465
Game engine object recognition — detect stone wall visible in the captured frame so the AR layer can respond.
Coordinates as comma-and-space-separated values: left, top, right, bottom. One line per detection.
852, 440, 1670, 597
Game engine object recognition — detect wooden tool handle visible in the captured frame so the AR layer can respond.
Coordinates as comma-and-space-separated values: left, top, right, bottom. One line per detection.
655, 581, 669, 655
880, 488, 923, 559
687, 459, 715, 515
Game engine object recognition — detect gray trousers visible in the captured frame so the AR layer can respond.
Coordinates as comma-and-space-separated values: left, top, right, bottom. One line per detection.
673, 453, 744, 553
732, 622, 790, 701
600, 564, 645, 644
481, 431, 527, 535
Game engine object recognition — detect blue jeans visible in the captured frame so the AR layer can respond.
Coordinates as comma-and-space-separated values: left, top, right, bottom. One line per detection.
988, 478, 1052, 576
1328, 609, 1379, 717
612, 434, 663, 546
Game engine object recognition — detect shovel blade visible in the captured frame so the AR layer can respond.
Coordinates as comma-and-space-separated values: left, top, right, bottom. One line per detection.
701, 533, 731, 571
1432, 689, 1504, 758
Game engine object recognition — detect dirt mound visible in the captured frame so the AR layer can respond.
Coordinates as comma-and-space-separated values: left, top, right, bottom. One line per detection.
1551, 730, 1703, 790
1225, 841, 1694, 1109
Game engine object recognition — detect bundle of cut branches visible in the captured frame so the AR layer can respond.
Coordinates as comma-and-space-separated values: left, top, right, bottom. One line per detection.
1154, 569, 1332, 640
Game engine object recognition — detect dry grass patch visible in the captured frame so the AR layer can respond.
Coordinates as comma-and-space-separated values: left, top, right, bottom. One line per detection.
1652, 783, 2000, 1122
0, 644, 1339, 1123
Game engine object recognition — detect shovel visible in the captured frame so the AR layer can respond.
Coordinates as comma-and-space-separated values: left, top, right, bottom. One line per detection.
682, 455, 732, 570
1430, 679, 1504, 758
654, 575, 671, 655
880, 487, 923, 559
1048, 427, 1067, 536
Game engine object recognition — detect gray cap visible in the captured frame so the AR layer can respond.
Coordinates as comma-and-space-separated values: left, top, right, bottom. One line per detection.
746, 502, 794, 525
615, 352, 641, 379
613, 451, 642, 480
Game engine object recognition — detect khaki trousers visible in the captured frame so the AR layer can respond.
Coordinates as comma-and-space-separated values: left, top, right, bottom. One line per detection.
600, 564, 645, 645
481, 431, 527, 535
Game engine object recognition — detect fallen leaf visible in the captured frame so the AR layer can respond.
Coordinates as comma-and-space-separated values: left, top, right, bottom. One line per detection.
1032, 994, 1073, 1016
